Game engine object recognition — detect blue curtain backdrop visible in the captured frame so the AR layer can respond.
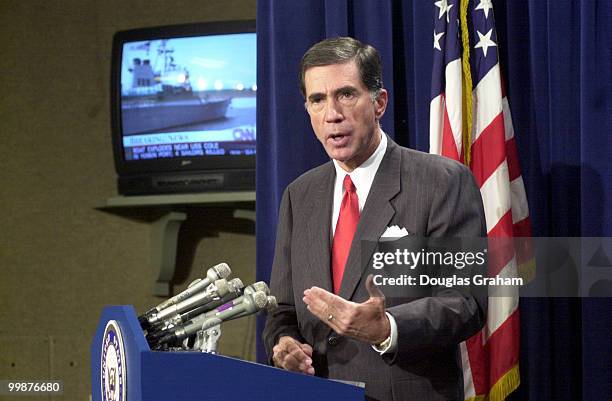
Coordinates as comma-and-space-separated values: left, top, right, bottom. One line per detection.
255, 1, 612, 400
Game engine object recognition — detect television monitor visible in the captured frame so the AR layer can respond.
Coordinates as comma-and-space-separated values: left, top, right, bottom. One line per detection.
110, 21, 256, 195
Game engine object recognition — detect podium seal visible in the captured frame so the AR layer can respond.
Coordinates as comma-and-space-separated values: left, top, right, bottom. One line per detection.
101, 320, 126, 401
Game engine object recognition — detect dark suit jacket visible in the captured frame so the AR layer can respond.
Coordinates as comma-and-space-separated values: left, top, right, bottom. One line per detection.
263, 138, 487, 401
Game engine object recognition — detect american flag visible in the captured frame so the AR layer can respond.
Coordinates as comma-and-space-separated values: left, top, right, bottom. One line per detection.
429, 1, 533, 400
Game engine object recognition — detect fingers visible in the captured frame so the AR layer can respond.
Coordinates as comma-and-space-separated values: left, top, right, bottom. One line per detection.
272, 336, 315, 375
303, 287, 337, 307
365, 274, 386, 299
303, 287, 350, 322
300, 342, 313, 357
303, 281, 390, 344
303, 287, 347, 317
303, 287, 352, 335
303, 289, 328, 317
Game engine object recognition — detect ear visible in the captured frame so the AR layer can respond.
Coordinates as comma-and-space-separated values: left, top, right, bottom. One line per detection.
374, 89, 388, 120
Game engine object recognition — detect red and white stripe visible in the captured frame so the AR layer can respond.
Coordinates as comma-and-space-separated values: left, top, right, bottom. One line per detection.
430, 50, 532, 401
430, 59, 464, 161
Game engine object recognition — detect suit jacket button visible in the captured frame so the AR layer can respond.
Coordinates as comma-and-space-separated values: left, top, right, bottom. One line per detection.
327, 335, 339, 347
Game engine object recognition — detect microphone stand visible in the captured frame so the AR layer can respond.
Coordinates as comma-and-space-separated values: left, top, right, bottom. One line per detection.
193, 324, 222, 353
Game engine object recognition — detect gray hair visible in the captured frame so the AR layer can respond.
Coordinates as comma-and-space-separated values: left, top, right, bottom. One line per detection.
299, 37, 384, 98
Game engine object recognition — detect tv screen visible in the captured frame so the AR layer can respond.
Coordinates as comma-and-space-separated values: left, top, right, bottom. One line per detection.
111, 21, 256, 195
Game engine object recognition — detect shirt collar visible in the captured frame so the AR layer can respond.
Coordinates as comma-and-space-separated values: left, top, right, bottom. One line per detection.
332, 130, 387, 203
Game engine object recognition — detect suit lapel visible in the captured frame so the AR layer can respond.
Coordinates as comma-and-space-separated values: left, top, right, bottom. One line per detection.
339, 139, 402, 300
305, 163, 335, 292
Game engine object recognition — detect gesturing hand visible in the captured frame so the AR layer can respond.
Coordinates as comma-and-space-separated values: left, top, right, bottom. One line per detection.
272, 336, 315, 375
303, 274, 391, 344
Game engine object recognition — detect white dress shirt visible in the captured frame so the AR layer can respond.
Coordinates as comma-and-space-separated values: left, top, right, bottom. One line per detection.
332, 131, 387, 234
330, 131, 398, 354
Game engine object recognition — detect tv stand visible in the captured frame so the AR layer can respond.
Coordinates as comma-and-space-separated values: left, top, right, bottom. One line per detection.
96, 192, 255, 296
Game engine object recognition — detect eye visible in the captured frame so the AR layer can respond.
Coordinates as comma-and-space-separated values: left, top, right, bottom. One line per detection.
340, 91, 354, 99
309, 96, 324, 105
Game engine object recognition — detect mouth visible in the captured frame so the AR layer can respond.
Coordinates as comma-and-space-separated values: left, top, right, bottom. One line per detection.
328, 132, 350, 145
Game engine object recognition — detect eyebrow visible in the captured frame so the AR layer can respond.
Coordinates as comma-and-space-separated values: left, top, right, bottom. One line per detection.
307, 85, 359, 102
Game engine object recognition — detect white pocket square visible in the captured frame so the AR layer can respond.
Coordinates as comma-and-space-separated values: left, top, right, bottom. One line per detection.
380, 225, 409, 241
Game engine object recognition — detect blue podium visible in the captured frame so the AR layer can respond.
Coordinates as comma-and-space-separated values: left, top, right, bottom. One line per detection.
91, 306, 364, 401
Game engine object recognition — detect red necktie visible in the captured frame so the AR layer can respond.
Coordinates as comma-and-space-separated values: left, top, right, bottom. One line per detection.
332, 175, 360, 294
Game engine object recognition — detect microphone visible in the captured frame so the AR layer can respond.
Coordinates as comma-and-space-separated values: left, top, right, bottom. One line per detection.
176, 281, 267, 325
146, 278, 244, 344
178, 278, 244, 323
144, 279, 232, 328
231, 295, 277, 320
154, 290, 268, 347
265, 295, 278, 311
243, 281, 270, 296
192, 290, 276, 326
156, 263, 231, 311
192, 282, 269, 322
139, 263, 231, 329
145, 281, 271, 344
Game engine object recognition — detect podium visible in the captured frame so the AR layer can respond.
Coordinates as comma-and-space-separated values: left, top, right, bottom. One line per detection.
91, 306, 364, 401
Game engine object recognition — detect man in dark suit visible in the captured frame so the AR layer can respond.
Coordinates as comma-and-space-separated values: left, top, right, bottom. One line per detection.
263, 37, 487, 401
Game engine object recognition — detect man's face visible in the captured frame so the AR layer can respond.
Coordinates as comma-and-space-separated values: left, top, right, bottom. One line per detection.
304, 61, 387, 172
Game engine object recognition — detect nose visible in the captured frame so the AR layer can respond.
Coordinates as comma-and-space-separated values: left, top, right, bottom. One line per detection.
324, 98, 344, 123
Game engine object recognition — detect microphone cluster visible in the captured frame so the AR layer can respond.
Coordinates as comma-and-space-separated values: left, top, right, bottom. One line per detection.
138, 262, 277, 352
